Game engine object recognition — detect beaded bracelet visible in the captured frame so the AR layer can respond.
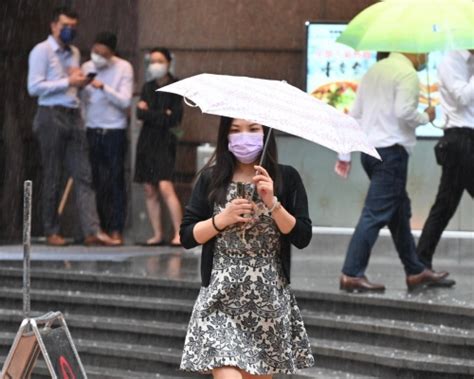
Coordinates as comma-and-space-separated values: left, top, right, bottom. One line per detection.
268, 196, 281, 213
212, 214, 225, 232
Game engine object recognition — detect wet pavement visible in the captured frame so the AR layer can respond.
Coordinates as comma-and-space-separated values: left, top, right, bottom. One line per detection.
1, 233, 472, 310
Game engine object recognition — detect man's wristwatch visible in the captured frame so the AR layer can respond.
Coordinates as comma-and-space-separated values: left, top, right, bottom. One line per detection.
268, 196, 281, 213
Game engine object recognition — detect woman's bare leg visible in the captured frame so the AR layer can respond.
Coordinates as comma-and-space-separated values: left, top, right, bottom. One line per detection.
159, 180, 183, 244
213, 367, 242, 379
212, 367, 272, 379
144, 183, 163, 243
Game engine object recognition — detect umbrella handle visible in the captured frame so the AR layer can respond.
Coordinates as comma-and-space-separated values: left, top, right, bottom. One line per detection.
426, 61, 432, 108
259, 128, 272, 167
431, 114, 449, 129
426, 68, 435, 127
249, 128, 273, 200
183, 97, 198, 108
425, 59, 447, 130
425, 57, 444, 129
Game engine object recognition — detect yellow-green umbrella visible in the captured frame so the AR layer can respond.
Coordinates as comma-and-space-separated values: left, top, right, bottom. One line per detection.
338, 0, 473, 118
337, 0, 474, 53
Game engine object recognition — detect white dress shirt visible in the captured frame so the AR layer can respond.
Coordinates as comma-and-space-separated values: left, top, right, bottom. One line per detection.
437, 50, 474, 129
81, 56, 134, 130
339, 53, 429, 162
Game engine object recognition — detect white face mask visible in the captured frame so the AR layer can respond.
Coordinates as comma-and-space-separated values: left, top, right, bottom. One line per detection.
91, 52, 109, 69
147, 62, 168, 80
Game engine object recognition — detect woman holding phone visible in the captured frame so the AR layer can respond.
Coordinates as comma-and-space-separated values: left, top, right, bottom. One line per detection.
179, 117, 314, 378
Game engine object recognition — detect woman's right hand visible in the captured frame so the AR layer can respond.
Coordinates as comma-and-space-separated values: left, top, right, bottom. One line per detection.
334, 160, 351, 179
215, 199, 254, 228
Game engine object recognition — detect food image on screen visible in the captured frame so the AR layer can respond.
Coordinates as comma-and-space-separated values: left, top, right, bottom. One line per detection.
306, 22, 444, 137
311, 81, 358, 114
306, 23, 374, 116
419, 82, 440, 106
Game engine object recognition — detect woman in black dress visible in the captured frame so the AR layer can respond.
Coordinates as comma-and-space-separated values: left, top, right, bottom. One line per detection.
135, 48, 183, 246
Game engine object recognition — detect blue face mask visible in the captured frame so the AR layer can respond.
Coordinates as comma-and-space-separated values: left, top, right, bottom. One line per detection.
59, 26, 76, 44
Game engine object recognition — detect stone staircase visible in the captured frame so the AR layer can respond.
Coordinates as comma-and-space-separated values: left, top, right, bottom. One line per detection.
0, 267, 473, 378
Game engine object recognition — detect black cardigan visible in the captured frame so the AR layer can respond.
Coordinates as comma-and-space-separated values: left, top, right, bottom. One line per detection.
180, 164, 312, 287
136, 76, 183, 130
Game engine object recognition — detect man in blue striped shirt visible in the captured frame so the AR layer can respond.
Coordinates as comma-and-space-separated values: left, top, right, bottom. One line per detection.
27, 6, 120, 247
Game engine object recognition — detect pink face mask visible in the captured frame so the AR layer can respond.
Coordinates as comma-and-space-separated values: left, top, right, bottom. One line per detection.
228, 132, 264, 164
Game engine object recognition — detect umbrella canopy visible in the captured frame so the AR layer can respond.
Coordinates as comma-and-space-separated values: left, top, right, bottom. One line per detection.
337, 0, 474, 53
158, 74, 380, 159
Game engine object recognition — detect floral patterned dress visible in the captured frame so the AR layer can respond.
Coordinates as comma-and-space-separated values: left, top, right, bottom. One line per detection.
180, 182, 315, 375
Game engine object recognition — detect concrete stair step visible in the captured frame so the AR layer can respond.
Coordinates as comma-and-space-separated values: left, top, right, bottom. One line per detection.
0, 308, 188, 349
0, 331, 183, 373
0, 287, 194, 311
295, 289, 474, 329
302, 309, 474, 359
0, 267, 200, 300
0, 308, 187, 336
311, 338, 474, 378
0, 287, 194, 322
282, 367, 377, 379
83, 366, 199, 379
0, 355, 202, 379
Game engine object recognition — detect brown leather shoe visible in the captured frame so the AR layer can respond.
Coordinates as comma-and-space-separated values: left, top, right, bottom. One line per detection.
46, 234, 67, 246
406, 269, 449, 291
110, 231, 124, 246
340, 274, 386, 293
84, 231, 121, 247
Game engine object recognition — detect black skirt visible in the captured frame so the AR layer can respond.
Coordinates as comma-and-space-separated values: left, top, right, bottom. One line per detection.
134, 126, 177, 184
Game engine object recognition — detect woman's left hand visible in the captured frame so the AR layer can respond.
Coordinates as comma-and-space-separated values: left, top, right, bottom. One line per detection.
253, 165, 274, 208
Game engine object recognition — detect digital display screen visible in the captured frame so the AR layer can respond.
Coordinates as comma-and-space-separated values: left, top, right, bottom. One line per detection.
306, 22, 444, 138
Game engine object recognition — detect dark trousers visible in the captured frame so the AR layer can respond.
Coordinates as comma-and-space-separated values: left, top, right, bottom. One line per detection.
417, 128, 474, 268
33, 106, 100, 236
86, 128, 127, 233
342, 145, 426, 277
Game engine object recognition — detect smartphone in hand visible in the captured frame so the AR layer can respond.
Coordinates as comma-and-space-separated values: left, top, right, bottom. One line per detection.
237, 182, 245, 199
86, 72, 97, 84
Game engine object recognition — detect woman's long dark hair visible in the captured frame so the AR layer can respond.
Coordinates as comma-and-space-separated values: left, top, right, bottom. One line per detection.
202, 117, 280, 206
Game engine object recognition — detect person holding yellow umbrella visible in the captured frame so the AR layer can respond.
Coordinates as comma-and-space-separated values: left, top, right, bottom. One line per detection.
336, 0, 474, 104
335, 51, 449, 292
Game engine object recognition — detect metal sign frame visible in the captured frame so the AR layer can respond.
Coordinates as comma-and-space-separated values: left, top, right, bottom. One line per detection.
1, 311, 88, 379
